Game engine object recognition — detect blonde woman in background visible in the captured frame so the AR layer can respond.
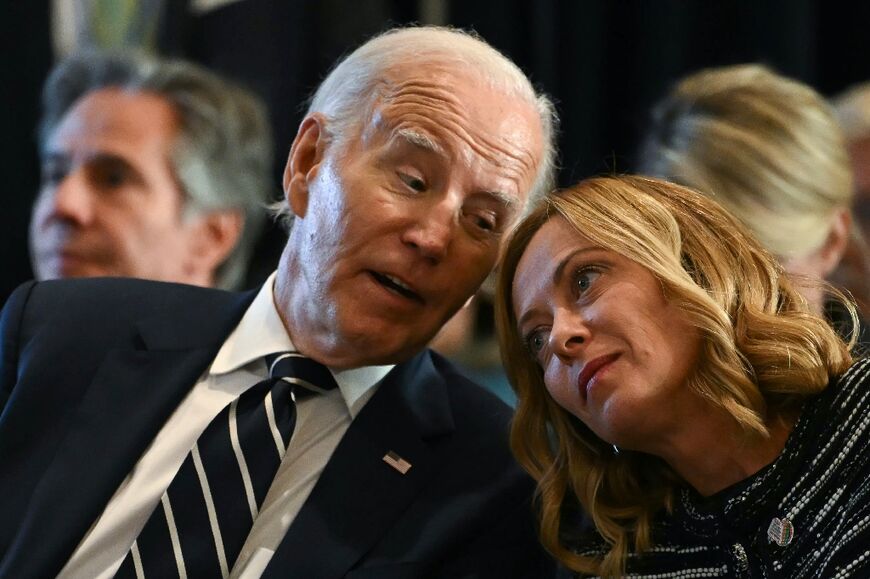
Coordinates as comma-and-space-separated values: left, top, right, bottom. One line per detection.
833, 82, 870, 320
638, 64, 869, 338
496, 175, 868, 577
833, 81, 870, 227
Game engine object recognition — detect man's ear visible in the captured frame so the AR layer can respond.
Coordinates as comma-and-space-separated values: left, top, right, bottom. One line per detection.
283, 113, 329, 219
185, 209, 245, 286
818, 208, 852, 277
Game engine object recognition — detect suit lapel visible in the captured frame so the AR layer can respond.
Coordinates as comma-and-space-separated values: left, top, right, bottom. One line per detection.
2, 288, 256, 578
264, 351, 455, 579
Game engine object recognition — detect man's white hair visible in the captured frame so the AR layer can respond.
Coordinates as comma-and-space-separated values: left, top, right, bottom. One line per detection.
274, 25, 558, 228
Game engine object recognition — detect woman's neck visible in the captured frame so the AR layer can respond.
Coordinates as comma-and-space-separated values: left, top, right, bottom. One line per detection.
651, 408, 796, 497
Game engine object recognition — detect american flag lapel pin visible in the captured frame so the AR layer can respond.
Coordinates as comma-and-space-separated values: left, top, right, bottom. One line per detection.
383, 450, 412, 474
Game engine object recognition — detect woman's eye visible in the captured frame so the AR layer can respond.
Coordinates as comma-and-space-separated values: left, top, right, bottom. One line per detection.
574, 268, 600, 295
398, 172, 426, 192
525, 329, 548, 356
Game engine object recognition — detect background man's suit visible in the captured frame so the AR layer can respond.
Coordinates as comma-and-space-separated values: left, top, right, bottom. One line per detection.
0, 278, 552, 578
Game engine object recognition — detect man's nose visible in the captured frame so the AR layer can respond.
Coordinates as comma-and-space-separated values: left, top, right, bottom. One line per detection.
549, 308, 590, 363
401, 196, 458, 263
48, 169, 95, 224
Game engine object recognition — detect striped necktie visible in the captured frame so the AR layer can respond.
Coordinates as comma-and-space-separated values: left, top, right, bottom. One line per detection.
115, 352, 338, 579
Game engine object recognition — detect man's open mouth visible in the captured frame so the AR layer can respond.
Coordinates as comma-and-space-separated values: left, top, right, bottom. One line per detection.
370, 271, 424, 303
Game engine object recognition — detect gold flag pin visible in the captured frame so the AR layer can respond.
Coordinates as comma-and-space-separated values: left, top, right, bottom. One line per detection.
383, 451, 412, 474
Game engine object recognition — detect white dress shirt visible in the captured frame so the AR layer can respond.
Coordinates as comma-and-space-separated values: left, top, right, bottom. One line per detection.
58, 273, 393, 579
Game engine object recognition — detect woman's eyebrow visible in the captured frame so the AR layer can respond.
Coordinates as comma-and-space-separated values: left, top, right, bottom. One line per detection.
552, 247, 600, 285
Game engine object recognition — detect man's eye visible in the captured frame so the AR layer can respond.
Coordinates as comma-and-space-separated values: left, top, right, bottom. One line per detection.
468, 211, 497, 233
92, 164, 127, 188
41, 166, 67, 187
398, 172, 426, 192
86, 158, 136, 190
465, 210, 498, 233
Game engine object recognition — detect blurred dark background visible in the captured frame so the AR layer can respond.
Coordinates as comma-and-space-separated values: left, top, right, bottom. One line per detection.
4, 0, 870, 303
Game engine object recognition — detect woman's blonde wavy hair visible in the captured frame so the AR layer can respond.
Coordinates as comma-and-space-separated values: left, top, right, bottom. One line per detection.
495, 175, 856, 577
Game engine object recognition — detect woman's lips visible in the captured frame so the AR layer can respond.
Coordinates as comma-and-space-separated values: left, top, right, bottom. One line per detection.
577, 353, 620, 402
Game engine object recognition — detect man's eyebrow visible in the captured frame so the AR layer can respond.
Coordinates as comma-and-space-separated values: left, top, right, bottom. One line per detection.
394, 128, 446, 157
392, 128, 517, 209
41, 151, 68, 165
484, 189, 519, 210
87, 152, 133, 167
42, 150, 129, 167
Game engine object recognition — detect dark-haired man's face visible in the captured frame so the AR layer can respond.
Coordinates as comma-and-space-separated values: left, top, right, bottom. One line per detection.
31, 88, 214, 285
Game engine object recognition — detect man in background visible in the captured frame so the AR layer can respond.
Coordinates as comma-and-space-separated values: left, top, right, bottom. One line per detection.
31, 51, 273, 289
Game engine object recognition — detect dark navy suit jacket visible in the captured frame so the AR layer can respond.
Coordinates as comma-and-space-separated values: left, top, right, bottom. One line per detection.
0, 278, 554, 578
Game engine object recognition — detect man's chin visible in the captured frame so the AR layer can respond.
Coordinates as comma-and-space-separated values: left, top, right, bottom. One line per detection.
308, 324, 434, 369
40, 257, 113, 280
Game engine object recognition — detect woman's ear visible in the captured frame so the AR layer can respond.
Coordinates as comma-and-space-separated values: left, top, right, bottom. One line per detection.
283, 113, 329, 219
818, 208, 852, 277
780, 209, 852, 311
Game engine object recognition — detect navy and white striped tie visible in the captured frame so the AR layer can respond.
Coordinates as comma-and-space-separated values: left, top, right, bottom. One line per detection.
115, 352, 338, 579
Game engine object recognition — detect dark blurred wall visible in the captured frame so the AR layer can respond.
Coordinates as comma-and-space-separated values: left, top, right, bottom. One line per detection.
449, 0, 870, 183
3, 0, 870, 303
1, 1, 51, 303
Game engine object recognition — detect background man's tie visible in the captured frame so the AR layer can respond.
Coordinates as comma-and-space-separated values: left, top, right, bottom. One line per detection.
115, 352, 338, 579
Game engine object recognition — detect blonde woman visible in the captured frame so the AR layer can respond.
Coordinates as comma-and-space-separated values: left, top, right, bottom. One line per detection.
833, 82, 870, 324
638, 64, 869, 331
833, 81, 870, 235
497, 175, 868, 577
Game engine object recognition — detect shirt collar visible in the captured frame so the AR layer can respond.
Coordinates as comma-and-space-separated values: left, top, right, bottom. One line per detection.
210, 271, 393, 418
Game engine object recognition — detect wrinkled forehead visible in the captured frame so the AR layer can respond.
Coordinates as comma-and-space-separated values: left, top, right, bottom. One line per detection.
367, 62, 543, 198
377, 59, 541, 135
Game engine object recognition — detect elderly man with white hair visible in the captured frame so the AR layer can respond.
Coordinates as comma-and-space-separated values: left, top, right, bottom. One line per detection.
0, 26, 558, 578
